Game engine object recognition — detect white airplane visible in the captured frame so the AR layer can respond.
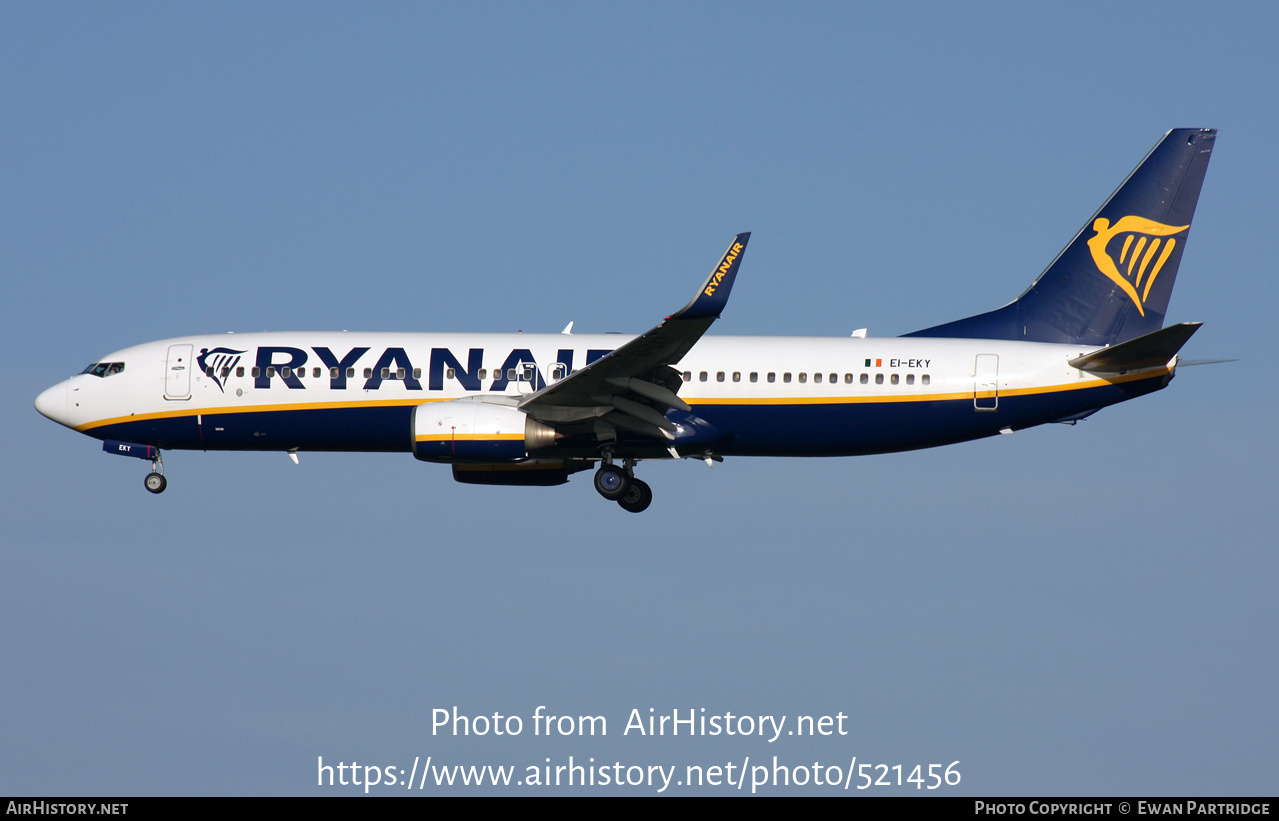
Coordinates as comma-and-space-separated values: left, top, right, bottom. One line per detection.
36, 129, 1217, 513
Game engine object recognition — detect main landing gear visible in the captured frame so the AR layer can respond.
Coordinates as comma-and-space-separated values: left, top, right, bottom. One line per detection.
593, 459, 652, 513
144, 450, 166, 494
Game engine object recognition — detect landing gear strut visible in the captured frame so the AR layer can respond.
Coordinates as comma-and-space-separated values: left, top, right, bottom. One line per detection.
144, 450, 166, 494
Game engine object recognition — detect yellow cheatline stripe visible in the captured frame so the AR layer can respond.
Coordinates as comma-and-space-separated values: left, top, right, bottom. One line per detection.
75, 396, 448, 433
415, 433, 524, 442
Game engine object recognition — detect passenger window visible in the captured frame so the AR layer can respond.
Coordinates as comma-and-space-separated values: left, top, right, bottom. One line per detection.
717, 372, 725, 382
446, 368, 456, 379
875, 374, 884, 385
347, 368, 355, 378
314, 367, 321, 378
890, 374, 899, 385
906, 374, 915, 385
206, 366, 215, 377
798, 373, 807, 383
784, 373, 792, 383
830, 373, 838, 384
281, 367, 291, 379
732, 372, 741, 382
814, 373, 822, 384
507, 369, 518, 380
750, 372, 758, 383
922, 374, 930, 385
267, 366, 276, 378
364, 368, 372, 378
860, 373, 868, 384
220, 367, 230, 378
330, 367, 339, 378
767, 372, 776, 383
381, 368, 390, 379
252, 367, 260, 378
700, 371, 708, 382
683, 371, 691, 382
237, 367, 245, 378
479, 369, 488, 380
844, 373, 852, 384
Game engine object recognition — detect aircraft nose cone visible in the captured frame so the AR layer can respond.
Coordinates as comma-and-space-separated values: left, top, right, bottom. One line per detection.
35, 382, 69, 426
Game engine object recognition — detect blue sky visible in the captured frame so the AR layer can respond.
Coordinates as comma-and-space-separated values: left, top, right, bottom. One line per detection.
3, 2, 1275, 795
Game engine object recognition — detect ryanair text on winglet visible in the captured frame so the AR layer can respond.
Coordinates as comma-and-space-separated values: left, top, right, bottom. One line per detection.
703, 242, 744, 297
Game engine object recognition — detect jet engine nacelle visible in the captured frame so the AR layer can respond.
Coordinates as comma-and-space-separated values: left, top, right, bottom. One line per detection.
412, 399, 557, 463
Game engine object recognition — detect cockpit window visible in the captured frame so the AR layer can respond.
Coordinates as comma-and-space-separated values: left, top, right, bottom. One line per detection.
81, 362, 125, 378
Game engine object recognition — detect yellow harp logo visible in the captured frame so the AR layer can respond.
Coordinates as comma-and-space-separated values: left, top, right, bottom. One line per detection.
1086, 216, 1188, 316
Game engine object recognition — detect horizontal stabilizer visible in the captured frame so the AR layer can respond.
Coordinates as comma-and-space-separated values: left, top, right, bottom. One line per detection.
1069, 322, 1201, 374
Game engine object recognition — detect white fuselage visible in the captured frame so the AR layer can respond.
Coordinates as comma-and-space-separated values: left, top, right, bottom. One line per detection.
35, 331, 1172, 458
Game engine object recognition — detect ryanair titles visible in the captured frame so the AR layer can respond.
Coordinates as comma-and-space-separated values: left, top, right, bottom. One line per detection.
703, 241, 744, 297
228, 345, 615, 393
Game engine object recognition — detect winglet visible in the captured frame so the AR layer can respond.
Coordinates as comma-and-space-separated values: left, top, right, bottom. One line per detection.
670, 233, 750, 320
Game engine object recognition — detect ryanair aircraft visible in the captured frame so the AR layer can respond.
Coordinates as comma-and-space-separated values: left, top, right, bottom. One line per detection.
35, 129, 1216, 513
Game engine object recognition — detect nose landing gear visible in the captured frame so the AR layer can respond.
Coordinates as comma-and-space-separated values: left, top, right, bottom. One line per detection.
144, 450, 166, 494
101, 440, 168, 494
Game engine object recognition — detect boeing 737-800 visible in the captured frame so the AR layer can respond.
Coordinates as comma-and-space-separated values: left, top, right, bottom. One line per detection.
35, 129, 1216, 512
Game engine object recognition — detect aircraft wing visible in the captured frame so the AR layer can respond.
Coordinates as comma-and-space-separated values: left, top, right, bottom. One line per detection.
517, 233, 750, 440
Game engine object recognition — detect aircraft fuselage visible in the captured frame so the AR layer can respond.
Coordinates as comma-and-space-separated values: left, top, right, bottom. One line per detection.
36, 331, 1171, 458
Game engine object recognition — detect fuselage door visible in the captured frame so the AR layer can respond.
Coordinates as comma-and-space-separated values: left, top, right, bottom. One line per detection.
974, 354, 998, 411
515, 362, 538, 395
165, 344, 193, 400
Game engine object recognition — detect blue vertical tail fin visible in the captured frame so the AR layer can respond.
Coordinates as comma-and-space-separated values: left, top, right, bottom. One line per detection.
905, 129, 1216, 346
